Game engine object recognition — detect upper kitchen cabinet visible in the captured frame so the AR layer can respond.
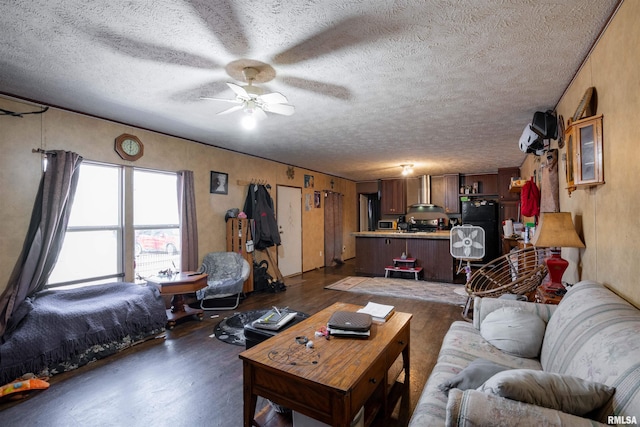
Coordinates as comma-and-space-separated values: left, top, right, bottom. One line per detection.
425, 174, 459, 214
498, 167, 520, 201
443, 174, 460, 214
380, 179, 406, 215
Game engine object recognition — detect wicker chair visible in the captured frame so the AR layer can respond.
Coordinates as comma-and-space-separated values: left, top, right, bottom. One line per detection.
461, 246, 548, 320
196, 251, 250, 310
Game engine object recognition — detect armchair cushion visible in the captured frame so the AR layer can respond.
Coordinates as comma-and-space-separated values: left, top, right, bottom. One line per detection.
196, 252, 250, 300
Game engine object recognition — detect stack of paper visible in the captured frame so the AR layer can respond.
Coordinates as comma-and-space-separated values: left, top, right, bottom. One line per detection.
253, 310, 297, 331
357, 302, 395, 323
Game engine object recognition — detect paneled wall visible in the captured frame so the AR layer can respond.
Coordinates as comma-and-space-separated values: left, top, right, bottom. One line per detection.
0, 97, 356, 293
521, 1, 638, 307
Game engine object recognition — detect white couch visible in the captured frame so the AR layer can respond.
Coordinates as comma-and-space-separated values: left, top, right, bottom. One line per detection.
409, 280, 640, 426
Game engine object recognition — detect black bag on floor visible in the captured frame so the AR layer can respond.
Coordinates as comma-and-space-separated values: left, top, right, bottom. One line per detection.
253, 260, 271, 293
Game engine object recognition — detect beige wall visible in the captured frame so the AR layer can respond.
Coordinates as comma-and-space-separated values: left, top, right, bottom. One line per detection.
520, 1, 639, 307
0, 97, 356, 293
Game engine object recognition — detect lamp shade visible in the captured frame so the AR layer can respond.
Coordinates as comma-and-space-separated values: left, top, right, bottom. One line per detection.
531, 212, 585, 248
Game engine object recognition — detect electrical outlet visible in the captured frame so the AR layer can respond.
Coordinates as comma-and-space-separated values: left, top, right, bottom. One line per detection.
320, 251, 323, 257
342, 246, 346, 253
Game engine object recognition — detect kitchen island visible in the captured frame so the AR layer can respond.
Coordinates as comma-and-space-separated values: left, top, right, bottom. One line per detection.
352, 231, 461, 282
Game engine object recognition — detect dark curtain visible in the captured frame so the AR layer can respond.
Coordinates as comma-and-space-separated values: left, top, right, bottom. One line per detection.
324, 191, 344, 266
0, 150, 82, 338
178, 170, 198, 271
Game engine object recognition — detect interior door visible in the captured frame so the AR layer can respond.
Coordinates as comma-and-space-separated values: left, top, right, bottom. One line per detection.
276, 185, 302, 277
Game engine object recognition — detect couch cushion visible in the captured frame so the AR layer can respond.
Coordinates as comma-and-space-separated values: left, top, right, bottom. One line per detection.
540, 281, 640, 422
408, 321, 541, 426
438, 358, 510, 395
478, 369, 615, 416
480, 307, 546, 358
447, 389, 611, 427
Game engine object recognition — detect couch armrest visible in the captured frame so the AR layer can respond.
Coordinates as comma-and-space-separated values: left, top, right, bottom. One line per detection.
472, 297, 557, 329
446, 389, 609, 427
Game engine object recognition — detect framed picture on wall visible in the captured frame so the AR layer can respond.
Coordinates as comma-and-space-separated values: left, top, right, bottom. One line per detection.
210, 171, 228, 194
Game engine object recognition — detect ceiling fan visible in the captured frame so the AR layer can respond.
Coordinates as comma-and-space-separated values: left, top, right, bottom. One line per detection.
201, 66, 294, 125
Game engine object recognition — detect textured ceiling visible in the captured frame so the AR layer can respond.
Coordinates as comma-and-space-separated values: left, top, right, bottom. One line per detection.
0, 0, 619, 181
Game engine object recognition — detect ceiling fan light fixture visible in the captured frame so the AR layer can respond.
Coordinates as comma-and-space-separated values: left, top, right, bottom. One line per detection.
401, 164, 414, 176
241, 113, 257, 130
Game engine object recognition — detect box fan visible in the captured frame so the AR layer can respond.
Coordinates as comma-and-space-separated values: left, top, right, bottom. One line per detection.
450, 225, 485, 282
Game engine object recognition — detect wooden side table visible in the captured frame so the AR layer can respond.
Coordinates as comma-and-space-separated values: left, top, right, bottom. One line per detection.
146, 272, 208, 328
535, 286, 564, 305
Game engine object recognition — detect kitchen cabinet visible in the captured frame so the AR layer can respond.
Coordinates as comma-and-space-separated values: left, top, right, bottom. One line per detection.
407, 239, 456, 282
443, 174, 460, 214
355, 235, 458, 282
380, 179, 406, 215
355, 236, 405, 275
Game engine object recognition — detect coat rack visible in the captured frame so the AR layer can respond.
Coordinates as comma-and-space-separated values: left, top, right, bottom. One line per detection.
237, 178, 271, 188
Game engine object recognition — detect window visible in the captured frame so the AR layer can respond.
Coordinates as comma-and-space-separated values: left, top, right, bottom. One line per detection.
133, 169, 180, 279
48, 163, 123, 287
48, 163, 180, 288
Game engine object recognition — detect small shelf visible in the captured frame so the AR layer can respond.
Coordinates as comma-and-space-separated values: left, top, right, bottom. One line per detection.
458, 193, 498, 198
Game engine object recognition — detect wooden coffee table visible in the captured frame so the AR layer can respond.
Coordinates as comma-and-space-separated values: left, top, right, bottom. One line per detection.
239, 302, 411, 427
146, 272, 208, 329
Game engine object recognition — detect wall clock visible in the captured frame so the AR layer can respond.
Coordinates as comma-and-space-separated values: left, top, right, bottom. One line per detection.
114, 134, 144, 161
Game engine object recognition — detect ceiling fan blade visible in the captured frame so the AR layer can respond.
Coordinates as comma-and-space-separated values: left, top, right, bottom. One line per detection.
263, 103, 295, 116
281, 76, 352, 101
186, 0, 250, 57
272, 16, 402, 65
226, 82, 249, 99
217, 104, 245, 115
259, 92, 289, 105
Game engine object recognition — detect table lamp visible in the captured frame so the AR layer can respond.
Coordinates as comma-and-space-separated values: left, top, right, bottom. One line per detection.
531, 212, 585, 291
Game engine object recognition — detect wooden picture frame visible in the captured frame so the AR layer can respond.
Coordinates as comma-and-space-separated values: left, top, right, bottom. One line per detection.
210, 171, 228, 194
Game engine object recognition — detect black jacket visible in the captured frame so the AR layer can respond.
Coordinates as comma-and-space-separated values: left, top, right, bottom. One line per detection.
243, 185, 280, 249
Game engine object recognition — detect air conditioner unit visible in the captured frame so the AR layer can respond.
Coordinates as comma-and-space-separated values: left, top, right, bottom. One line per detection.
519, 124, 545, 156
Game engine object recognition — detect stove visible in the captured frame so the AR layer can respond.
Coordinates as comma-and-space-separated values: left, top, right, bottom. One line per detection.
407, 218, 439, 233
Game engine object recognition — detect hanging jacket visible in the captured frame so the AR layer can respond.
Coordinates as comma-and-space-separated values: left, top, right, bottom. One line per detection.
243, 185, 281, 249
521, 177, 540, 217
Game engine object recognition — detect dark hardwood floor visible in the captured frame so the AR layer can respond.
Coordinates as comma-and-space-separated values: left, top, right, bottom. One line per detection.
0, 259, 462, 426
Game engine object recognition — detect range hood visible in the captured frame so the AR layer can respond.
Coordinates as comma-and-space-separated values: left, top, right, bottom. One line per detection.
408, 175, 444, 211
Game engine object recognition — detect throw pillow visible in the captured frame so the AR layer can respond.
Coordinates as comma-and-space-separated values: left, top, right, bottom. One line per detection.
478, 369, 615, 416
438, 358, 510, 396
480, 307, 546, 358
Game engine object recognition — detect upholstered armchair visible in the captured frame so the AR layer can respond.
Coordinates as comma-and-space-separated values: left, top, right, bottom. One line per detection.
196, 252, 250, 310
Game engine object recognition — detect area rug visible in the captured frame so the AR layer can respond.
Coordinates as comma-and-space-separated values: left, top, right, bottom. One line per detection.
325, 276, 467, 306
213, 309, 268, 346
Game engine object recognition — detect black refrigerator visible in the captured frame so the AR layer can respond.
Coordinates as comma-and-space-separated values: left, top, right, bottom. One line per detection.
461, 200, 499, 263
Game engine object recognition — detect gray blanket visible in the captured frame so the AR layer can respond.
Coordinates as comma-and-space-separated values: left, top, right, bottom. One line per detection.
0, 282, 167, 384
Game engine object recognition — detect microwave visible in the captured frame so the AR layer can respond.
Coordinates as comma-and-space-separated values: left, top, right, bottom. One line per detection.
377, 220, 397, 230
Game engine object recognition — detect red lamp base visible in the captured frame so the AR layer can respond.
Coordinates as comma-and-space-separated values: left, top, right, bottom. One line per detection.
543, 250, 568, 291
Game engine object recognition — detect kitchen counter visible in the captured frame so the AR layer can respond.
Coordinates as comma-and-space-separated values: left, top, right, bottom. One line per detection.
353, 231, 460, 282
351, 230, 451, 239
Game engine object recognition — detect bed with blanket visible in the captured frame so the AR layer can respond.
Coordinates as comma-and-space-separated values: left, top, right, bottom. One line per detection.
0, 282, 167, 384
